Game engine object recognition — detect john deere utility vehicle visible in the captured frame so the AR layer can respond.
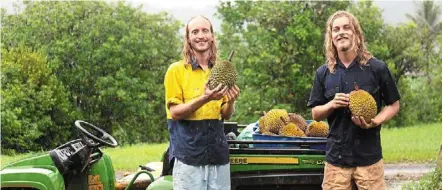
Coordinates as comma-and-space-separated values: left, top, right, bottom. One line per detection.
1, 121, 327, 190
224, 123, 326, 190
0, 120, 156, 190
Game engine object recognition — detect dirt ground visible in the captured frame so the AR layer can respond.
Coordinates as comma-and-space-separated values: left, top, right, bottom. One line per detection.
384, 163, 434, 190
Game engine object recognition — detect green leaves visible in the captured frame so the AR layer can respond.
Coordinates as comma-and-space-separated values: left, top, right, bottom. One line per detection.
217, 1, 351, 122
1, 47, 75, 153
2, 1, 182, 150
2, 0, 441, 153
217, 0, 441, 127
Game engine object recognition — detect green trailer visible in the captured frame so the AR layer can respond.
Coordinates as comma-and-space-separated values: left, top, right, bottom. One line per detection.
1, 120, 327, 190
136, 122, 327, 190
226, 141, 326, 190
216, 122, 325, 190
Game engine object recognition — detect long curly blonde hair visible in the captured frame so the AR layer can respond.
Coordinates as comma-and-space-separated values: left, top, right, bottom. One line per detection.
182, 15, 217, 64
324, 11, 372, 73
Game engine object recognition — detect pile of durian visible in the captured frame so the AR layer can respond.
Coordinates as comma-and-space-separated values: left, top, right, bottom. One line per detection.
258, 109, 329, 138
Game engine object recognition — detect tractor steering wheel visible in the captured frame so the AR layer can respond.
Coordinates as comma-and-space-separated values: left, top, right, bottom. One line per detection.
75, 120, 118, 147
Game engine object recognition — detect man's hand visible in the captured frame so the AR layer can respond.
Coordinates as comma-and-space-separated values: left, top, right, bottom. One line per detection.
351, 116, 382, 129
328, 93, 349, 109
226, 85, 240, 104
353, 100, 400, 129
204, 83, 228, 102
312, 93, 349, 121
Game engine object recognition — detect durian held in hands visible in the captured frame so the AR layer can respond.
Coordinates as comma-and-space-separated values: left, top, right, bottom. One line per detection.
349, 82, 377, 124
208, 50, 238, 90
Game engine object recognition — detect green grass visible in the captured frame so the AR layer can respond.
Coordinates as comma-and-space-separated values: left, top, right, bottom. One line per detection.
381, 123, 442, 164
1, 123, 441, 171
1, 152, 42, 167
402, 168, 442, 190
0, 143, 169, 172
101, 143, 169, 172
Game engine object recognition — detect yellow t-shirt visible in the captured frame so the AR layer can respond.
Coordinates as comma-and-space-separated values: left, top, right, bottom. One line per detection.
164, 60, 228, 120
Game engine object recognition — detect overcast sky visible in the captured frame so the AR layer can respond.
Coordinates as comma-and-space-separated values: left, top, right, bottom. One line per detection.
129, 0, 420, 32
0, 0, 434, 34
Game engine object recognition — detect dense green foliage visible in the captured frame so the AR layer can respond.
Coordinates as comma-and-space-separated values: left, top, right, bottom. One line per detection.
216, 1, 349, 120
1, 47, 78, 154
1, 1, 182, 153
216, 1, 442, 127
1, 0, 441, 153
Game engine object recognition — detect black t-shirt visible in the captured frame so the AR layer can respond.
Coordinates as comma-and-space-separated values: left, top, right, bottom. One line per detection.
307, 57, 401, 167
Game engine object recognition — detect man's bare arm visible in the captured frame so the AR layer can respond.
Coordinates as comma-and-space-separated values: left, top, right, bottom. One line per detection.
221, 85, 240, 120
169, 84, 227, 120
374, 100, 400, 124
352, 100, 400, 128
312, 103, 334, 121
169, 95, 210, 120
221, 102, 235, 120
312, 93, 349, 121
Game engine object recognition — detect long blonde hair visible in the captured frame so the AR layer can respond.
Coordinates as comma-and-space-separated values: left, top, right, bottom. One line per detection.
182, 15, 217, 64
324, 11, 372, 73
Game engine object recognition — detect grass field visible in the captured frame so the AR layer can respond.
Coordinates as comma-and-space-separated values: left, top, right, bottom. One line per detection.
381, 123, 441, 164
101, 143, 169, 172
1, 123, 441, 171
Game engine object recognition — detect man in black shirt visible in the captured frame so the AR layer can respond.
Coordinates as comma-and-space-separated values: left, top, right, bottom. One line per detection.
307, 11, 400, 190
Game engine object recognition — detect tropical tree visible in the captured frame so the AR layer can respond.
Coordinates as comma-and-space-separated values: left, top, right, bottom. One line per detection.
215, 1, 396, 123
2, 1, 182, 148
406, 1, 442, 83
1, 47, 78, 153
406, 1, 441, 35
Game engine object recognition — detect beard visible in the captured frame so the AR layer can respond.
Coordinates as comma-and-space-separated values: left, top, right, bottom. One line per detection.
336, 40, 354, 52
339, 45, 351, 51
335, 35, 357, 52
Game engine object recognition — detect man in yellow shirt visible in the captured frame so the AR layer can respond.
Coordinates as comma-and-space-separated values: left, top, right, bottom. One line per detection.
164, 15, 240, 190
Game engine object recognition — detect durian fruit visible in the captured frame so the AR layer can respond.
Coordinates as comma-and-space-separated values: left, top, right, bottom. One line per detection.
349, 82, 377, 123
258, 115, 268, 134
263, 109, 290, 134
289, 113, 307, 132
262, 131, 277, 136
306, 121, 329, 137
208, 52, 238, 90
278, 120, 306, 137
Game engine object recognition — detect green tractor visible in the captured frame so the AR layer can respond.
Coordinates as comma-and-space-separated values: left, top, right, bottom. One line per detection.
1, 120, 327, 190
